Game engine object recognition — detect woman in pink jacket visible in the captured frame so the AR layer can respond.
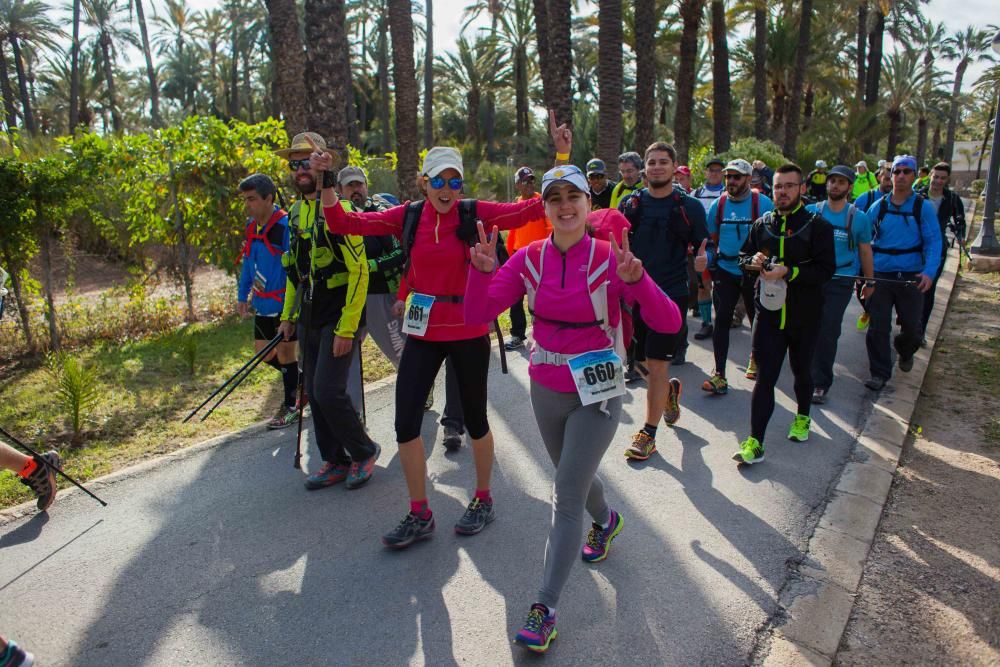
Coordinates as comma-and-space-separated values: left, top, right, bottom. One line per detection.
465, 165, 682, 653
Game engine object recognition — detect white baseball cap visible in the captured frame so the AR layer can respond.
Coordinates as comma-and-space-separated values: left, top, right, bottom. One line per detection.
421, 147, 464, 178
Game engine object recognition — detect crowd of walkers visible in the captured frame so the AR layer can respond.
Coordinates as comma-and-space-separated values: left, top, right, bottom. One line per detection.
0, 110, 969, 658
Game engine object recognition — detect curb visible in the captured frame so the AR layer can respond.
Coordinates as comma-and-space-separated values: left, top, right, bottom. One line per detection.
758, 248, 962, 665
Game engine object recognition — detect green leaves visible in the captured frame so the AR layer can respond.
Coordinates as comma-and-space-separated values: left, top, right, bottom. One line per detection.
45, 352, 101, 445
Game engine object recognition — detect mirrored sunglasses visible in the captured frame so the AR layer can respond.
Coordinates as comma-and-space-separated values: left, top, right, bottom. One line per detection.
429, 176, 464, 190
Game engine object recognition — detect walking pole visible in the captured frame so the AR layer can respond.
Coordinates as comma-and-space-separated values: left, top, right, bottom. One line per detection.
293, 371, 305, 469
358, 342, 367, 426
198, 334, 284, 422
833, 273, 919, 285
0, 425, 108, 507
494, 320, 508, 374
183, 332, 283, 423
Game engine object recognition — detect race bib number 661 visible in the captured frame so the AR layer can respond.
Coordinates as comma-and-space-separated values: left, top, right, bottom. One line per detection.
403, 292, 435, 336
566, 349, 625, 406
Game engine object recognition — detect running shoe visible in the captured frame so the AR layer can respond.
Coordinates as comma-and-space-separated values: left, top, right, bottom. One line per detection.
268, 405, 299, 430
811, 388, 828, 404
345, 443, 381, 489
745, 357, 758, 381
856, 312, 870, 332
455, 497, 495, 535
701, 373, 728, 395
1, 639, 34, 667
20, 451, 59, 511
625, 431, 656, 460
898, 354, 914, 372
514, 604, 557, 653
582, 509, 624, 563
662, 378, 683, 425
382, 511, 435, 549
864, 376, 887, 391
624, 367, 642, 383
304, 461, 349, 490
442, 426, 463, 452
732, 436, 764, 464
694, 322, 714, 340
787, 414, 811, 442
504, 335, 525, 351
671, 350, 687, 366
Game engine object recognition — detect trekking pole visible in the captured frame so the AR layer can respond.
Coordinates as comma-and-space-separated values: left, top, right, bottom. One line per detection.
198, 334, 284, 422
183, 332, 284, 423
494, 320, 508, 374
293, 371, 305, 469
358, 342, 368, 427
0, 425, 108, 507
833, 274, 919, 286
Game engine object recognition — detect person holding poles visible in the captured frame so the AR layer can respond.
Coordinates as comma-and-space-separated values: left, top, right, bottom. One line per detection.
309, 122, 561, 548
916, 161, 965, 340
464, 167, 682, 653
808, 165, 875, 404
274, 132, 380, 491
236, 174, 300, 429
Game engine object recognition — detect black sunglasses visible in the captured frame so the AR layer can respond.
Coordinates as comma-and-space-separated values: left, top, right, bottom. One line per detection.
892, 168, 914, 175
288, 159, 311, 171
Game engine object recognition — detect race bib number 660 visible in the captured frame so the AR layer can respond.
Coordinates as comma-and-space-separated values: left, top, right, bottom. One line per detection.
567, 349, 625, 406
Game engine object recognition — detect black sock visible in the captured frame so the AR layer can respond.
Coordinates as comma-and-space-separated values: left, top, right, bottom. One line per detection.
265, 357, 282, 371
641, 423, 658, 438
281, 362, 299, 408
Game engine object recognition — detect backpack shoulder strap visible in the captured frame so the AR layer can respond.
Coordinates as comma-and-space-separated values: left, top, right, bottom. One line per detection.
673, 191, 692, 228
716, 193, 727, 226
752, 191, 760, 221
457, 199, 479, 245
402, 201, 425, 256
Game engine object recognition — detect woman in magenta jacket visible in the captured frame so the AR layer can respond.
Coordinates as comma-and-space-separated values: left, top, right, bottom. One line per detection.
465, 165, 682, 653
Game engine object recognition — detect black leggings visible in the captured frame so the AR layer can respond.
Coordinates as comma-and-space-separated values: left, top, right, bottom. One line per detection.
712, 270, 756, 375
750, 313, 819, 444
395, 335, 491, 442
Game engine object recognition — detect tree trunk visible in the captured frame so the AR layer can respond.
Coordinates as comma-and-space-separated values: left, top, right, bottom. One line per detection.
9, 37, 35, 134
346, 66, 359, 147
886, 109, 902, 158
547, 0, 574, 129
975, 96, 995, 180
597, 0, 623, 179
931, 122, 941, 161
634, 0, 656, 152
39, 225, 60, 351
69, 0, 81, 130
710, 0, 731, 152
304, 0, 351, 162
466, 88, 480, 144
388, 0, 419, 200
0, 45, 18, 130
753, 4, 767, 139
133, 0, 161, 127
242, 51, 254, 122
855, 1, 867, 102
484, 94, 496, 160
377, 15, 392, 153
169, 162, 196, 322
532, 0, 552, 110
782, 0, 812, 157
944, 60, 967, 165
862, 9, 884, 153
674, 0, 705, 163
423, 0, 433, 148
264, 0, 307, 136
229, 19, 240, 119
5, 262, 34, 353
515, 45, 529, 139
916, 116, 928, 166
96, 33, 122, 133
802, 83, 814, 131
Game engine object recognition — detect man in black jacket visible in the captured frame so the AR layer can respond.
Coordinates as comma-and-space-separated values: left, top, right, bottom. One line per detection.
915, 161, 965, 338
733, 164, 836, 465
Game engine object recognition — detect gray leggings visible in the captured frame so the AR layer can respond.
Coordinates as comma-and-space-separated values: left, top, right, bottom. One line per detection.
530, 382, 622, 608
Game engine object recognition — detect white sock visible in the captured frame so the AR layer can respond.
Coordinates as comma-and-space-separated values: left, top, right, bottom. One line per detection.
545, 606, 556, 618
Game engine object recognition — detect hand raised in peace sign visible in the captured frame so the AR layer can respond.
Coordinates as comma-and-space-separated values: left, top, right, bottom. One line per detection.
611, 230, 644, 284
469, 221, 500, 273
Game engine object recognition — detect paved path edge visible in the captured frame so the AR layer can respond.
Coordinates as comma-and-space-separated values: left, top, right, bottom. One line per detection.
758, 249, 962, 666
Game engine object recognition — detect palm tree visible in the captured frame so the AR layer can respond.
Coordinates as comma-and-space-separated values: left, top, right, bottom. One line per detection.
547, 0, 573, 128
262, 0, 306, 135
751, 0, 767, 139
36, 48, 99, 132
710, 0, 731, 152
423, 0, 433, 147
943, 27, 992, 164
126, 0, 159, 125
435, 37, 485, 145
81, 0, 133, 133
531, 0, 552, 112
303, 0, 350, 157
597, 0, 623, 177
974, 63, 1000, 179
881, 49, 927, 157
388, 0, 418, 200
633, 0, 656, 151
0, 43, 17, 128
674, 0, 706, 163
914, 20, 948, 165
196, 8, 226, 116
782, 0, 813, 157
69, 0, 80, 129
0, 0, 62, 134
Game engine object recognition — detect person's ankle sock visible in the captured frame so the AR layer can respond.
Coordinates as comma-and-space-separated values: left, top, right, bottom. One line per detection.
474, 488, 492, 504
281, 362, 299, 409
641, 424, 657, 439
698, 299, 713, 324
410, 499, 431, 520
17, 458, 37, 478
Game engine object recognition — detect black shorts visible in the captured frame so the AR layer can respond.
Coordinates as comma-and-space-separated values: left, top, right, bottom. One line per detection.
633, 293, 688, 362
254, 314, 296, 342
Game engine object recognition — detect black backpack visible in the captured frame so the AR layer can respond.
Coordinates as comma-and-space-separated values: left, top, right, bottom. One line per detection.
873, 194, 925, 256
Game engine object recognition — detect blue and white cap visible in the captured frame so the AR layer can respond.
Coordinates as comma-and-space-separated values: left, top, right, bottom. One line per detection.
891, 155, 917, 172
541, 165, 590, 199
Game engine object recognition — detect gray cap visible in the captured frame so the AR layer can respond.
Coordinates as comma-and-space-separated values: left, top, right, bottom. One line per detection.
724, 158, 752, 175
338, 166, 367, 186
828, 165, 856, 184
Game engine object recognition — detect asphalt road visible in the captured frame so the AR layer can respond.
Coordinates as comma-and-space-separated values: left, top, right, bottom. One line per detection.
0, 303, 876, 666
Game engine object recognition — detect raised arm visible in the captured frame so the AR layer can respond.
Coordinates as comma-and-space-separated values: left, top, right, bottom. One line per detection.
476, 198, 547, 232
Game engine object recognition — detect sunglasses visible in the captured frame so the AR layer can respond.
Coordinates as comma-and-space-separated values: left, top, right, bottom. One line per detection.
725, 173, 747, 180
892, 168, 914, 175
429, 176, 463, 190
288, 159, 311, 171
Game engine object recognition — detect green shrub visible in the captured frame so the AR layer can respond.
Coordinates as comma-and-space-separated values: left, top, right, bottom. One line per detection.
45, 352, 100, 445
970, 179, 986, 197
689, 138, 791, 187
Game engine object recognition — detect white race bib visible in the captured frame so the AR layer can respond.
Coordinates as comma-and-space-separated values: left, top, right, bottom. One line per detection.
567, 349, 625, 406
403, 292, 435, 336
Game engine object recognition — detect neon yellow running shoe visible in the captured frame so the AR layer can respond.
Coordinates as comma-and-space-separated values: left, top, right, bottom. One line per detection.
732, 436, 764, 464
856, 312, 870, 332
745, 357, 758, 381
788, 414, 811, 442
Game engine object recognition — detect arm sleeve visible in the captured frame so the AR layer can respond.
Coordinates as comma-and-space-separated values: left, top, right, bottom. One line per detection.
463, 249, 529, 325
237, 254, 253, 303
281, 277, 297, 321
324, 200, 407, 238
788, 221, 836, 286
619, 269, 682, 334
853, 211, 873, 246
373, 236, 405, 274
920, 200, 943, 277
334, 235, 369, 338
476, 198, 547, 232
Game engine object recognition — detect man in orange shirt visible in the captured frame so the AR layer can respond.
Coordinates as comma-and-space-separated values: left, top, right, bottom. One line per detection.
504, 167, 552, 350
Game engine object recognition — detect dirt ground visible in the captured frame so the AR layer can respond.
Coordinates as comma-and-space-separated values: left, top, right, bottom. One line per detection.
835, 270, 1000, 665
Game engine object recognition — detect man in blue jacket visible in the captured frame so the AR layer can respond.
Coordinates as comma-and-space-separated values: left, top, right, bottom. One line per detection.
863, 155, 942, 390
237, 174, 300, 428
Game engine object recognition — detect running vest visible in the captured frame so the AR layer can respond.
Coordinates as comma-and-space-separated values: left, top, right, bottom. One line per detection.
620, 188, 693, 244
873, 194, 924, 256
283, 200, 353, 291
521, 238, 626, 365
715, 191, 761, 261
816, 201, 857, 268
